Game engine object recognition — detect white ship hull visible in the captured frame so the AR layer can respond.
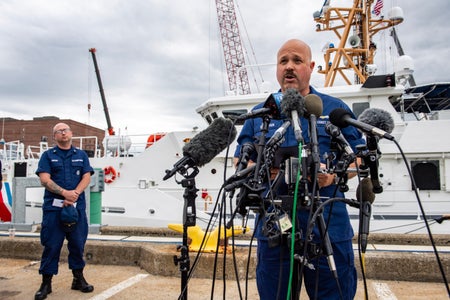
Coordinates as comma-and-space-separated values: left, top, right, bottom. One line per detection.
1, 83, 449, 235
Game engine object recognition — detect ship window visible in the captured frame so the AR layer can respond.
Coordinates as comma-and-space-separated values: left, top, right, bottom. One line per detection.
352, 102, 370, 118
205, 115, 212, 124
211, 112, 218, 119
223, 109, 248, 125
14, 162, 27, 177
411, 160, 440, 190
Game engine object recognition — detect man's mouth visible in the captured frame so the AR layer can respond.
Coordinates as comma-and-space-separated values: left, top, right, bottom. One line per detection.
284, 73, 296, 80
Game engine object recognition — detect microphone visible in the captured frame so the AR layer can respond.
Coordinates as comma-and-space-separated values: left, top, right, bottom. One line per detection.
304, 94, 323, 168
357, 108, 394, 193
280, 89, 306, 142
329, 108, 395, 141
163, 117, 237, 180
237, 107, 272, 120
356, 177, 375, 253
325, 122, 354, 156
358, 108, 395, 137
266, 120, 291, 148
237, 92, 284, 120
235, 142, 255, 173
304, 94, 323, 118
365, 134, 383, 194
262, 92, 283, 119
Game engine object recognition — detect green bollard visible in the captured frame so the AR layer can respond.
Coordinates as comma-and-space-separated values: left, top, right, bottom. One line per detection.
90, 168, 104, 225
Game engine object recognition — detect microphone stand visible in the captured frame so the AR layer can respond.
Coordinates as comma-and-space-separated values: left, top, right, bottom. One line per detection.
172, 169, 199, 300
225, 115, 271, 230
311, 113, 340, 285
291, 115, 340, 299
242, 115, 272, 212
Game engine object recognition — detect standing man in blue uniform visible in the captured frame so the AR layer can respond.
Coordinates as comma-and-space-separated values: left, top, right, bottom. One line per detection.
34, 122, 94, 300
234, 39, 364, 299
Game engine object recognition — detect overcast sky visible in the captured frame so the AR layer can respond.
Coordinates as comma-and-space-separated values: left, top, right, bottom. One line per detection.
1, 0, 449, 137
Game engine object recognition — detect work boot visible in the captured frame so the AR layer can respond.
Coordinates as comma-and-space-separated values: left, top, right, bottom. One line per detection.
35, 274, 53, 300
71, 268, 94, 293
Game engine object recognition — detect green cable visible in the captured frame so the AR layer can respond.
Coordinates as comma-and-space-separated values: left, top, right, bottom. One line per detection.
286, 141, 302, 300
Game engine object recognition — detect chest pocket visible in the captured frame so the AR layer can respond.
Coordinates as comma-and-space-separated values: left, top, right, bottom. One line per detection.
71, 160, 84, 181
316, 118, 329, 139
50, 160, 64, 175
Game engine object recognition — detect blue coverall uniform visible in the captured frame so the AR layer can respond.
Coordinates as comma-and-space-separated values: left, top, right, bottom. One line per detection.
235, 86, 364, 299
36, 146, 94, 275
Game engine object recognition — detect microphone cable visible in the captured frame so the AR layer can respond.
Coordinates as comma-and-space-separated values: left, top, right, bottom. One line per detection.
286, 141, 303, 300
176, 118, 243, 300
391, 139, 450, 297
354, 162, 370, 300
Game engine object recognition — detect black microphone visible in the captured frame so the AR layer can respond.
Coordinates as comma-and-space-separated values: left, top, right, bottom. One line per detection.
356, 177, 375, 253
266, 120, 291, 148
329, 108, 395, 140
235, 142, 255, 173
163, 117, 237, 180
262, 92, 283, 119
358, 108, 394, 193
237, 107, 272, 120
365, 135, 383, 194
280, 89, 306, 142
237, 92, 284, 120
325, 122, 354, 156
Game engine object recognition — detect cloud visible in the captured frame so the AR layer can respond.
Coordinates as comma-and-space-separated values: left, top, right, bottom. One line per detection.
0, 0, 449, 137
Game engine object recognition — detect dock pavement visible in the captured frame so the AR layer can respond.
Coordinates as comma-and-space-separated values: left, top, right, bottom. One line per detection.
0, 227, 449, 299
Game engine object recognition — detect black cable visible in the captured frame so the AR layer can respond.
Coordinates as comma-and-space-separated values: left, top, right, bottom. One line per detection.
392, 139, 450, 297
244, 218, 259, 300
228, 196, 244, 300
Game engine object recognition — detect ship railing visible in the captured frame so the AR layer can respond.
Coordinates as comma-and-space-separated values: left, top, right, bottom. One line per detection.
0, 140, 25, 161
26, 141, 49, 159
72, 136, 100, 158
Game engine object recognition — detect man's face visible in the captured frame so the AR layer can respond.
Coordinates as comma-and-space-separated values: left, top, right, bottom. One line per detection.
53, 124, 72, 143
276, 41, 315, 95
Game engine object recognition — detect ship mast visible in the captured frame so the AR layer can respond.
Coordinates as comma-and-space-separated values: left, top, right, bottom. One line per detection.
314, 0, 403, 87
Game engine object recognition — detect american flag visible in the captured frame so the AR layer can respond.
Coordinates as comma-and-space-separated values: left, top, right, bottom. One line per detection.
373, 0, 383, 16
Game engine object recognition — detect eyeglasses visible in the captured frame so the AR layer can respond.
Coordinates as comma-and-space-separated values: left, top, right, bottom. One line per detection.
54, 128, 71, 135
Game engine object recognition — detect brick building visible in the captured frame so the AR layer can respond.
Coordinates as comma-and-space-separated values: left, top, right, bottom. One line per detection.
0, 116, 105, 157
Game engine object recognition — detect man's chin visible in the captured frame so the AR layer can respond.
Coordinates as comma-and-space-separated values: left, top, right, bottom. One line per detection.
283, 83, 298, 91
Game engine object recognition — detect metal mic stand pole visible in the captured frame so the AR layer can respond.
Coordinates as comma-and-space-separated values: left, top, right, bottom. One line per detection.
252, 115, 271, 182
311, 114, 341, 293
243, 115, 272, 210
173, 173, 199, 300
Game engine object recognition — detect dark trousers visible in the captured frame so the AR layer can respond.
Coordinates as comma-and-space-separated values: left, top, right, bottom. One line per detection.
256, 238, 357, 300
39, 209, 89, 275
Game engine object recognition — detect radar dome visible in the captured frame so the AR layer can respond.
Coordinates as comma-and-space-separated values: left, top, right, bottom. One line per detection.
395, 55, 414, 77
388, 7, 404, 22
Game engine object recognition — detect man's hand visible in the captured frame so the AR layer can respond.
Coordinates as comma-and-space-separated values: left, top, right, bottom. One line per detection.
62, 190, 80, 206
317, 163, 336, 188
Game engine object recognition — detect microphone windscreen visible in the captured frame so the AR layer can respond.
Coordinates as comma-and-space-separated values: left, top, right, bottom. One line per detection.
358, 108, 395, 134
280, 89, 306, 118
329, 108, 352, 128
182, 118, 237, 167
304, 94, 323, 117
263, 92, 283, 119
356, 177, 376, 204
